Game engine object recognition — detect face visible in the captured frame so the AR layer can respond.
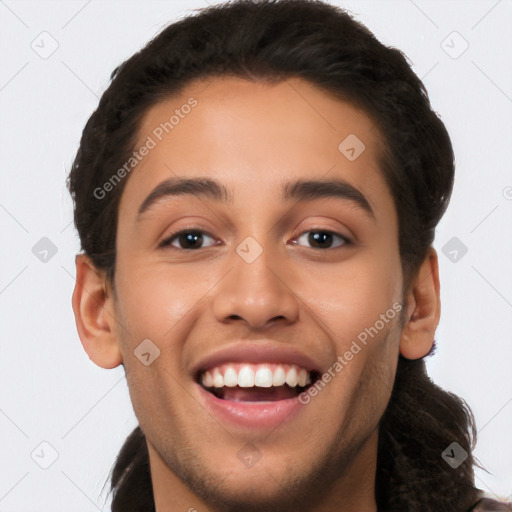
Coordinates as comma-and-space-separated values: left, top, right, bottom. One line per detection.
112, 76, 404, 511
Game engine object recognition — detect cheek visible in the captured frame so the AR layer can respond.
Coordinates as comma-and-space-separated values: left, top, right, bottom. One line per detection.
112, 262, 215, 417
113, 261, 209, 342
334, 314, 402, 439
344, 331, 399, 434
299, 248, 403, 406
302, 252, 403, 338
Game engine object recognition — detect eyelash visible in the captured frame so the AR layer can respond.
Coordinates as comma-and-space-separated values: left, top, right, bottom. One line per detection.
159, 228, 352, 251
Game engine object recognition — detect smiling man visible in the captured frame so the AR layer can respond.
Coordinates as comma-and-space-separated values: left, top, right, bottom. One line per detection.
67, 1, 510, 512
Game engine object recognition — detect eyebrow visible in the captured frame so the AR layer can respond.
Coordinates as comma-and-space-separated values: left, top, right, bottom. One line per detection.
283, 179, 374, 218
136, 176, 374, 220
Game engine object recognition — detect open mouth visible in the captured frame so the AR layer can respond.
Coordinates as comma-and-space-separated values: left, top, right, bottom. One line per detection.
197, 363, 321, 402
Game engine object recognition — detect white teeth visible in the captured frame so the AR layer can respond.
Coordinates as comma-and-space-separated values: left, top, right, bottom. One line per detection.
223, 366, 238, 387
298, 368, 309, 387
254, 366, 273, 387
285, 366, 298, 387
272, 366, 286, 386
213, 368, 224, 388
238, 366, 255, 387
202, 371, 213, 388
200, 363, 314, 389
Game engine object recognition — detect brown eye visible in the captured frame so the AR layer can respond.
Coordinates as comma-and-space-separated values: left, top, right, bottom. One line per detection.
160, 230, 217, 250
294, 230, 350, 249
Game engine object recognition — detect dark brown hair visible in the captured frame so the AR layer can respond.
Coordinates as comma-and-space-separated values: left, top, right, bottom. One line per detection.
67, 1, 497, 510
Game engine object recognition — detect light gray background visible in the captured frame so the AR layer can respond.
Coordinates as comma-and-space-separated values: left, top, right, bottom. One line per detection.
1, 0, 511, 510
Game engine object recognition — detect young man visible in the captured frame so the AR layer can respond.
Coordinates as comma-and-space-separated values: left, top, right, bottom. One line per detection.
67, 1, 511, 510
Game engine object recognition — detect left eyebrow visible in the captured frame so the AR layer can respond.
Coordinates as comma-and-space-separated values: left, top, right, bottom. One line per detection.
136, 176, 374, 221
282, 178, 375, 219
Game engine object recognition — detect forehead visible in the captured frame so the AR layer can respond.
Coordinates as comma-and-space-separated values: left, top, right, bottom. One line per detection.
120, 76, 393, 220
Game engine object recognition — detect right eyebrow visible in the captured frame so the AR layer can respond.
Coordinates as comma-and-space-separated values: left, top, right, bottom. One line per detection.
137, 177, 232, 220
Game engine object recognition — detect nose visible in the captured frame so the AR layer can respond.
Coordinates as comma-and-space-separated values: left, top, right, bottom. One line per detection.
212, 241, 300, 330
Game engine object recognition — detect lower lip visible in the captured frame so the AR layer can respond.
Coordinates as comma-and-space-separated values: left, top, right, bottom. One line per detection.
197, 384, 306, 430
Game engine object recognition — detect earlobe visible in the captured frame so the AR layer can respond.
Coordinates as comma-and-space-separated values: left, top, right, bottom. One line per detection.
399, 247, 441, 360
71, 254, 123, 369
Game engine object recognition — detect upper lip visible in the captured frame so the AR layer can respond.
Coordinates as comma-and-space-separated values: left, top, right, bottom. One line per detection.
191, 341, 324, 380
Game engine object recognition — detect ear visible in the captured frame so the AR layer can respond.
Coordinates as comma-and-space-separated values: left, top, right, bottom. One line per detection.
71, 254, 123, 369
399, 247, 441, 360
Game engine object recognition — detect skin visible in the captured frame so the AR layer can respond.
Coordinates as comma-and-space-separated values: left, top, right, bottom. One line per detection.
72, 76, 441, 512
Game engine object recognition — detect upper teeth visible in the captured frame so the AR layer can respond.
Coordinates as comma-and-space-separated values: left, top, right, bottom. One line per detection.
200, 363, 311, 388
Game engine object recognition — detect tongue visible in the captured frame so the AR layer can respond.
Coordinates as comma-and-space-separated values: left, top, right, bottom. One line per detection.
219, 385, 298, 402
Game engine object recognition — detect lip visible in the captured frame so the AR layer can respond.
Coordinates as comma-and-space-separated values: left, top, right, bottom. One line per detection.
196, 382, 306, 430
190, 341, 324, 430
190, 340, 324, 379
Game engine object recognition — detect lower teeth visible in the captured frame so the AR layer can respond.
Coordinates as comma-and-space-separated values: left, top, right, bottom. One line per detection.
208, 384, 309, 401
